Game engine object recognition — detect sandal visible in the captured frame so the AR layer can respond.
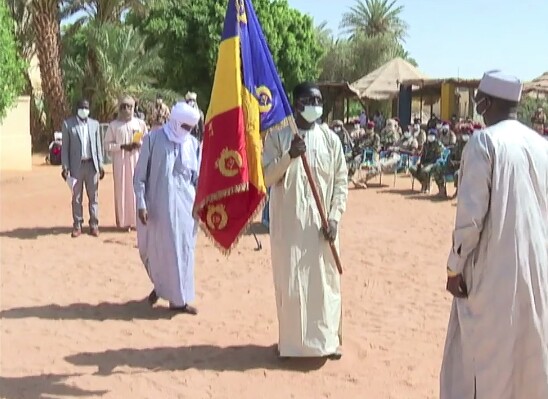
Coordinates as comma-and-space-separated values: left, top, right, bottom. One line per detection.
169, 304, 198, 315
147, 290, 158, 306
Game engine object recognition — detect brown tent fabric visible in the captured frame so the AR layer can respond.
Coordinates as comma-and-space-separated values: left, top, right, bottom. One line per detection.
350, 58, 428, 101
524, 72, 548, 94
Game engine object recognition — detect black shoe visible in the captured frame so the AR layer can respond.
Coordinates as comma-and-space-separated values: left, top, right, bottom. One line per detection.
147, 290, 158, 306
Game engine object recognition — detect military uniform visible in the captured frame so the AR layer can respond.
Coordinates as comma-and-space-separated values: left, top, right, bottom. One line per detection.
348, 130, 381, 186
409, 139, 444, 192
439, 130, 457, 147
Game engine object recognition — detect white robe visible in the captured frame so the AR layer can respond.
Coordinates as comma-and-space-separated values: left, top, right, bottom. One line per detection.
104, 118, 148, 228
441, 120, 548, 399
263, 124, 348, 357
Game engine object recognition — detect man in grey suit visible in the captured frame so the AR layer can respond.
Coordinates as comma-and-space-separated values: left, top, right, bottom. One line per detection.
61, 99, 105, 237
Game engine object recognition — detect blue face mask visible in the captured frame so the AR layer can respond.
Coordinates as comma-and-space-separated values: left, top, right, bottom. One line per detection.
300, 106, 323, 123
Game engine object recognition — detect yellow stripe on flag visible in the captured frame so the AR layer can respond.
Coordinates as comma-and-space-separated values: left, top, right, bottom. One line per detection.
242, 87, 266, 194
206, 37, 242, 123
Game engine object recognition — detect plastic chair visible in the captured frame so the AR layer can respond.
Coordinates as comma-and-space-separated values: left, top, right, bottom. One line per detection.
358, 148, 378, 183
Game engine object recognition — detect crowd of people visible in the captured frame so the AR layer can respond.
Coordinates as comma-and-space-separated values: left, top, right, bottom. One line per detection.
56, 70, 548, 399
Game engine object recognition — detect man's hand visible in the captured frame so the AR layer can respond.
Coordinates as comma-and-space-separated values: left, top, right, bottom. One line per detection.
99, 167, 105, 180
322, 219, 338, 242
288, 135, 306, 159
61, 169, 68, 181
446, 274, 468, 298
138, 209, 148, 225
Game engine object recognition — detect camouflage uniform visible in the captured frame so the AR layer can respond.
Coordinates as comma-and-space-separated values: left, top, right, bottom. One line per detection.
448, 137, 468, 187
414, 128, 426, 150
380, 127, 399, 148
409, 139, 444, 192
348, 130, 381, 184
439, 130, 457, 147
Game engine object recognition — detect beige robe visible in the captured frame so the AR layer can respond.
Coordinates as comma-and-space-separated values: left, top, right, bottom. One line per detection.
263, 124, 348, 357
104, 118, 148, 228
441, 120, 548, 399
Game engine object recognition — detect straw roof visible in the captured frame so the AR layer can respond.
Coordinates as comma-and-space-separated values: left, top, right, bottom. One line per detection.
523, 72, 548, 94
351, 57, 428, 100
317, 81, 360, 99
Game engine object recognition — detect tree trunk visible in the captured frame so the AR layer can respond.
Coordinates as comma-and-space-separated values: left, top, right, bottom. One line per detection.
22, 72, 48, 150
30, 0, 68, 133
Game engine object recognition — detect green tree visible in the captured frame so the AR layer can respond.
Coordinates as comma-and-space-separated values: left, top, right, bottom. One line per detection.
340, 0, 408, 40
130, 0, 323, 110
0, 0, 25, 120
64, 23, 166, 122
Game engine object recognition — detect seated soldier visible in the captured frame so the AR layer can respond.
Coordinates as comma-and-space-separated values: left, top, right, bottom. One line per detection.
357, 125, 421, 185
432, 124, 470, 198
380, 118, 400, 149
409, 129, 444, 194
348, 121, 381, 188
531, 107, 546, 134
331, 120, 354, 155
439, 122, 457, 147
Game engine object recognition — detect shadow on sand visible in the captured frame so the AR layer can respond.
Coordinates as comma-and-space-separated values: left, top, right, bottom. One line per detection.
380, 188, 453, 203
0, 299, 175, 321
65, 344, 328, 375
0, 225, 127, 240
0, 374, 107, 399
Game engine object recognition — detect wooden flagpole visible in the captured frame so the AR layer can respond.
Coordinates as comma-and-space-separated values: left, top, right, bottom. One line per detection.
289, 120, 343, 275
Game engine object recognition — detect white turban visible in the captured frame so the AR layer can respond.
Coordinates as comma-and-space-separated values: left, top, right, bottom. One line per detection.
164, 102, 201, 144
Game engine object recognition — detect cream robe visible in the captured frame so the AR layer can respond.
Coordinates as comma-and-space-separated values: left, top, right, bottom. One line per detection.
105, 118, 148, 228
441, 120, 548, 399
263, 124, 348, 357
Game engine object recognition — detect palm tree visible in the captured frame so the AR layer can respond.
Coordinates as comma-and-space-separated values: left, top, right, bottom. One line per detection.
28, 0, 68, 132
64, 23, 167, 121
7, 0, 48, 145
340, 0, 408, 41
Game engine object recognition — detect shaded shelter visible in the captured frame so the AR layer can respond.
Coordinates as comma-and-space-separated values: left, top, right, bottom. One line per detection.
351, 58, 428, 101
400, 78, 481, 121
317, 81, 360, 123
524, 72, 548, 97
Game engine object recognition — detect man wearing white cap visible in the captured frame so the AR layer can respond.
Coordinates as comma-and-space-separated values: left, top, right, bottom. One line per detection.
133, 102, 202, 315
440, 70, 548, 399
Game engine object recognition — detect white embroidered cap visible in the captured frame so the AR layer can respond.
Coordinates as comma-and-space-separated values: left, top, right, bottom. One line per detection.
478, 70, 522, 102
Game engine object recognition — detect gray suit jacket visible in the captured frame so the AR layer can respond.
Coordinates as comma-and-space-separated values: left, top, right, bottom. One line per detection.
61, 116, 103, 175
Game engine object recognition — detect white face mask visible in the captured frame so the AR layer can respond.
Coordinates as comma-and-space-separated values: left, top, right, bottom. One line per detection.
462, 134, 470, 142
300, 105, 323, 123
427, 135, 436, 143
404, 132, 411, 138
77, 108, 90, 119
333, 127, 341, 133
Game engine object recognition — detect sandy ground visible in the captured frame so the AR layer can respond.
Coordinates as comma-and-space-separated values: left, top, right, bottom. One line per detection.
0, 155, 457, 399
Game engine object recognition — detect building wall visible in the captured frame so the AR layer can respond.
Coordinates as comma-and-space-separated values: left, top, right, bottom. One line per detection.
0, 96, 32, 171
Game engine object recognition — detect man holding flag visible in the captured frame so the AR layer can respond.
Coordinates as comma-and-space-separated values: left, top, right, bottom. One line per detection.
194, 0, 347, 359
263, 83, 348, 359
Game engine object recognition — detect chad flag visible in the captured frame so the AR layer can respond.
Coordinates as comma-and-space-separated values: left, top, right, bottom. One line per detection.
194, 0, 293, 252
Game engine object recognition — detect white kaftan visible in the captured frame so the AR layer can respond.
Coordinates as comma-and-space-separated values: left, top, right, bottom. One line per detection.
441, 120, 548, 399
133, 129, 200, 307
104, 118, 148, 228
263, 123, 348, 357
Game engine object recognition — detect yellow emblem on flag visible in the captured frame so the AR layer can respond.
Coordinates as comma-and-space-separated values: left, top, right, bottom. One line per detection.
237, 0, 247, 24
256, 86, 273, 113
215, 148, 243, 177
206, 204, 229, 230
